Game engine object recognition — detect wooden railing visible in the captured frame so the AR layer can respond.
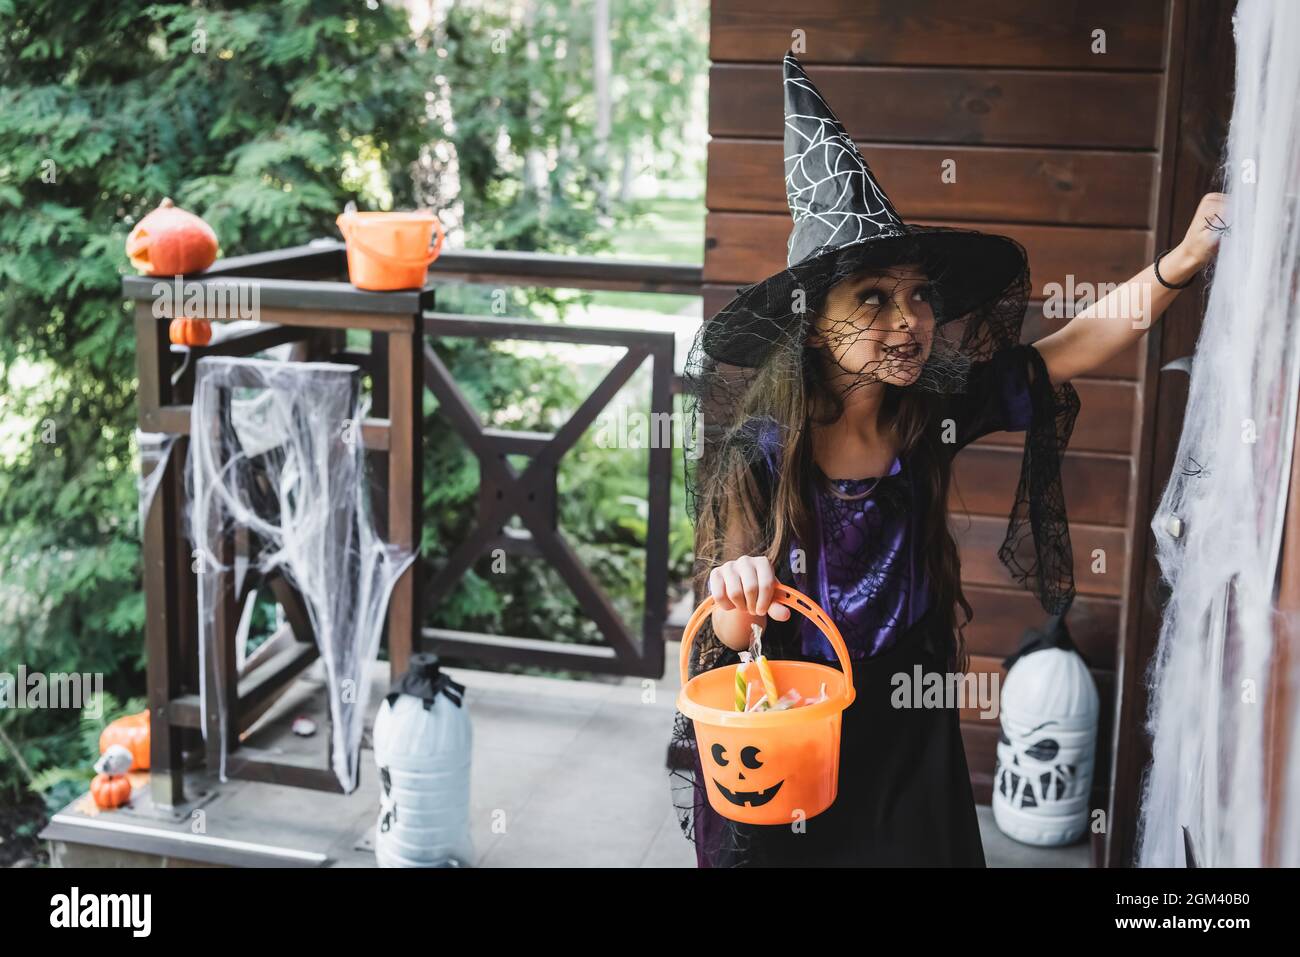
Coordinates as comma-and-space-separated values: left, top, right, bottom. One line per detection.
126, 241, 699, 804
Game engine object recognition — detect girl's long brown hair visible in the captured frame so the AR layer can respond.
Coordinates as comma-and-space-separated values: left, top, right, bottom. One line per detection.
692, 344, 974, 673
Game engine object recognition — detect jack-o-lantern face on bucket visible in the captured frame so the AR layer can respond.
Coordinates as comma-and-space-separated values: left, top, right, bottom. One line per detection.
694, 721, 842, 824
710, 741, 784, 809
678, 586, 855, 825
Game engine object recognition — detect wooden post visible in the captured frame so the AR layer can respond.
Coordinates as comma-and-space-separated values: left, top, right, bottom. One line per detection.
1106, 0, 1236, 866
170, 435, 202, 762
385, 315, 423, 677
135, 303, 185, 807
369, 331, 390, 539
206, 523, 240, 773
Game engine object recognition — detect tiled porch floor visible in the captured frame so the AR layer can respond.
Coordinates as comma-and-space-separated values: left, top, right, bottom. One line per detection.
44, 645, 1088, 867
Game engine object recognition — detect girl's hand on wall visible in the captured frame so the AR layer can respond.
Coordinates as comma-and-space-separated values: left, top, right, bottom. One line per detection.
708, 556, 792, 621
1169, 192, 1228, 278
1036, 192, 1227, 385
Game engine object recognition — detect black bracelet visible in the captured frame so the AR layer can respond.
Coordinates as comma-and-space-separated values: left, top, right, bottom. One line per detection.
1154, 248, 1197, 290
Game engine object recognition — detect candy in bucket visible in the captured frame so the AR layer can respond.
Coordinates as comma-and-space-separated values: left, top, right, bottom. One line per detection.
734, 624, 830, 713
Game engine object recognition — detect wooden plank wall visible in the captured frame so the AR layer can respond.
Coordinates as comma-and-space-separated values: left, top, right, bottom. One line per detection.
705, 0, 1176, 808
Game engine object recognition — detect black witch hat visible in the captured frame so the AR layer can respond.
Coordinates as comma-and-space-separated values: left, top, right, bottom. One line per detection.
702, 54, 1029, 369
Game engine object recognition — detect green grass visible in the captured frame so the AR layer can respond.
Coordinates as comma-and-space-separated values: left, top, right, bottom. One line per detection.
590, 193, 705, 313
608, 195, 706, 262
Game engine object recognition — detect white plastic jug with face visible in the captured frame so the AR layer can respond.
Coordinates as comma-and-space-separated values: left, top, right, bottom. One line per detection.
993, 617, 1098, 847
372, 653, 472, 867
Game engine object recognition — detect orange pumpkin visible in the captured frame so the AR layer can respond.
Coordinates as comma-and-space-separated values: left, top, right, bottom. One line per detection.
100, 710, 151, 771
126, 197, 219, 276
169, 318, 212, 347
90, 772, 132, 810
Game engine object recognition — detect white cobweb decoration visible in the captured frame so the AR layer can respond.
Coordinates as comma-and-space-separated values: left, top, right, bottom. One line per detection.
188, 356, 413, 792
1138, 0, 1300, 866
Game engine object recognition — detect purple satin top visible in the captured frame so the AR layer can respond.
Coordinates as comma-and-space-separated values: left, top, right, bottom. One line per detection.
793, 458, 929, 661
756, 424, 926, 661
754, 359, 1034, 662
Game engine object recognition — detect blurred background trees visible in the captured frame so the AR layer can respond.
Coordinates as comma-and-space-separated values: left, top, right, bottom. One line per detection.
0, 0, 705, 860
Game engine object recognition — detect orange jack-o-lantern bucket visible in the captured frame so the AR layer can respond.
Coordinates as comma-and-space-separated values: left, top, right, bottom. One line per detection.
677, 584, 856, 825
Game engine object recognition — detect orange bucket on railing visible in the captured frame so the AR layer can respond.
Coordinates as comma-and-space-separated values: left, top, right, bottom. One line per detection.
677, 584, 856, 825
336, 210, 445, 291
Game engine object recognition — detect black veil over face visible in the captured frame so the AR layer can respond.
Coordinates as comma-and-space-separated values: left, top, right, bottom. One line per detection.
684, 226, 1035, 523
685, 54, 1044, 521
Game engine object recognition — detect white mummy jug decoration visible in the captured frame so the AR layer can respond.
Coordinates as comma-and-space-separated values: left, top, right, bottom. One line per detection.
372, 653, 473, 867
993, 614, 1099, 846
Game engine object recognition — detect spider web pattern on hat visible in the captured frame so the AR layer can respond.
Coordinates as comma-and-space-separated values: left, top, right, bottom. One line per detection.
783, 72, 906, 262
700, 54, 1034, 374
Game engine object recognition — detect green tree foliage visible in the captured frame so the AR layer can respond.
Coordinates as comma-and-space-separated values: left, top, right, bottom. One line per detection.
0, 0, 704, 806
0, 0, 436, 799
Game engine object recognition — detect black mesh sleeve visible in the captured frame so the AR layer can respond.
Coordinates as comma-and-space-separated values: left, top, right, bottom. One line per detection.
943, 345, 1036, 451
945, 343, 1080, 615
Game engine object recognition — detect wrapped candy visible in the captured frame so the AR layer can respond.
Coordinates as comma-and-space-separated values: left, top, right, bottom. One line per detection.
755, 656, 780, 707
774, 688, 803, 710
730, 626, 830, 712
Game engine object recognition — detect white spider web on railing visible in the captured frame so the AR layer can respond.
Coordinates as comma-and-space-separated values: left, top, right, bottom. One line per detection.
187, 356, 413, 792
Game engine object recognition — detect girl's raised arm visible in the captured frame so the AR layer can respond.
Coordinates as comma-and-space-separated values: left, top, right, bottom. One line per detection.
1033, 192, 1226, 386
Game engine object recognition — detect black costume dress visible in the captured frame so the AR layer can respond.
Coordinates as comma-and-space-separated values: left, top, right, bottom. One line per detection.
670, 344, 1072, 867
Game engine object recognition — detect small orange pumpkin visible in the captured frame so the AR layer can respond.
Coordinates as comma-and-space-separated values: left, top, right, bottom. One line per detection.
90, 772, 133, 810
99, 710, 151, 771
169, 318, 213, 347
126, 197, 219, 276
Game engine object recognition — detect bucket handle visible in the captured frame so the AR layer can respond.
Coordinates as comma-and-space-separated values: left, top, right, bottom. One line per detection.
678, 584, 854, 691
337, 213, 445, 269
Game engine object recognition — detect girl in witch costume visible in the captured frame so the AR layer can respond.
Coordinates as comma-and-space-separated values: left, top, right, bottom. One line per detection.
668, 54, 1224, 867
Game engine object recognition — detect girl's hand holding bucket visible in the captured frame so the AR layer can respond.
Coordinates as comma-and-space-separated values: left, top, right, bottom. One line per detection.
708, 555, 791, 652
677, 585, 855, 824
